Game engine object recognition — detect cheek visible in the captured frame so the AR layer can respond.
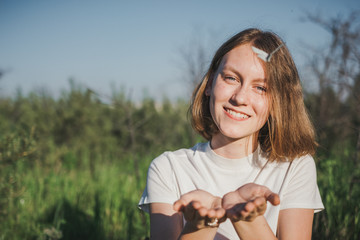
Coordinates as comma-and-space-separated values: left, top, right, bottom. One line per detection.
213, 84, 234, 104
253, 97, 270, 122
212, 75, 232, 96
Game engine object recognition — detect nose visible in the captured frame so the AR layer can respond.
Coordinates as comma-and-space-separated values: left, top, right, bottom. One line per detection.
230, 86, 249, 106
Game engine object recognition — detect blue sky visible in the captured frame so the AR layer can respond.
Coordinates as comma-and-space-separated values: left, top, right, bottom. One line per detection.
0, 0, 359, 101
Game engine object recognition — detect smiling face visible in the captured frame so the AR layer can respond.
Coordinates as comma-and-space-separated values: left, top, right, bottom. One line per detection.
206, 44, 270, 149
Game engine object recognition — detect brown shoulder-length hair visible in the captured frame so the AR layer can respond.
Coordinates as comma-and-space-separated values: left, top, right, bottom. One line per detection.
190, 28, 317, 162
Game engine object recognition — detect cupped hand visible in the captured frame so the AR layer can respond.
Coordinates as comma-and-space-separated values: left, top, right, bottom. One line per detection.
173, 190, 226, 229
222, 183, 280, 222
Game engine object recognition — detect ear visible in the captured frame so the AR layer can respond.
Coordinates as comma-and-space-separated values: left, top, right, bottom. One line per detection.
205, 78, 213, 96
205, 86, 211, 96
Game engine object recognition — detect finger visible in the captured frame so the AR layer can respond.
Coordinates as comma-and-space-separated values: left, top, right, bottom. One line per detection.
173, 199, 186, 212
173, 190, 200, 210
191, 201, 203, 210
244, 209, 257, 221
243, 201, 256, 213
256, 186, 279, 205
242, 201, 263, 221
251, 185, 280, 206
218, 212, 228, 223
252, 199, 267, 215
252, 197, 266, 207
226, 208, 242, 221
207, 208, 217, 218
227, 204, 247, 221
242, 202, 263, 222
266, 193, 280, 206
197, 206, 209, 217
183, 201, 198, 221
205, 207, 222, 218
212, 197, 223, 209
214, 208, 226, 219
257, 204, 267, 215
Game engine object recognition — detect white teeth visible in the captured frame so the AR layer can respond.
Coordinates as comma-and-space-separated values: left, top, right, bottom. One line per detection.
226, 109, 249, 119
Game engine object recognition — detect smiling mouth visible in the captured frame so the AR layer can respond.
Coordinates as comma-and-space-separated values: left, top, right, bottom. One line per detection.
225, 108, 250, 119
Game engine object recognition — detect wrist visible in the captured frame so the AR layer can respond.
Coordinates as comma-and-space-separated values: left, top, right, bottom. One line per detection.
180, 221, 219, 238
183, 221, 201, 232
184, 217, 220, 230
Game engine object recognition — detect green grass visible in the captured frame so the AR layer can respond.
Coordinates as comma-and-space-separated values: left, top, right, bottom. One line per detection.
1, 155, 151, 240
312, 149, 360, 240
2, 139, 360, 240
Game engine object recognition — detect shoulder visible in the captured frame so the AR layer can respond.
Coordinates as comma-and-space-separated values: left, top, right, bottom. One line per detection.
149, 142, 208, 170
280, 154, 324, 211
281, 155, 318, 193
289, 154, 317, 176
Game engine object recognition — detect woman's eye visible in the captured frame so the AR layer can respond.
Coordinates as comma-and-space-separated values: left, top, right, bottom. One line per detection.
256, 86, 267, 93
224, 76, 237, 81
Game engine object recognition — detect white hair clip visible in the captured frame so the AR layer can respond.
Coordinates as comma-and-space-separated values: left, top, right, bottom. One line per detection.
252, 44, 284, 62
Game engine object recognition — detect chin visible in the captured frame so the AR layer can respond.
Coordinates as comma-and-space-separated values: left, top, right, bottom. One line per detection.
219, 131, 254, 142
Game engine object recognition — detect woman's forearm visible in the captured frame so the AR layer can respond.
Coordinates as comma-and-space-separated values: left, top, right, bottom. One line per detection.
178, 223, 218, 240
232, 216, 277, 240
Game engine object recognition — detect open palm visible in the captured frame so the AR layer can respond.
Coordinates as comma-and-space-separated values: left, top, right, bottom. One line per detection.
173, 190, 226, 229
222, 183, 280, 222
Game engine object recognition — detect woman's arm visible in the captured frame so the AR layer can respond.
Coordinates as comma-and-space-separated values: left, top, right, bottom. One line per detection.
232, 216, 276, 240
173, 190, 226, 240
150, 203, 183, 240
227, 209, 313, 240
223, 206, 314, 240
222, 183, 315, 240
276, 208, 314, 240
150, 202, 220, 240
222, 183, 280, 240
150, 190, 226, 240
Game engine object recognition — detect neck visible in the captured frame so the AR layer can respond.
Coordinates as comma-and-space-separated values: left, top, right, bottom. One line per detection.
210, 134, 258, 159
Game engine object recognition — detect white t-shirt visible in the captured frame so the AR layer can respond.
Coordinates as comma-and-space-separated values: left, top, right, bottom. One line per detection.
139, 142, 324, 239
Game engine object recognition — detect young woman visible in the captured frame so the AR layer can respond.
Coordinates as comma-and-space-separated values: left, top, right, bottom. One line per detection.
139, 28, 324, 239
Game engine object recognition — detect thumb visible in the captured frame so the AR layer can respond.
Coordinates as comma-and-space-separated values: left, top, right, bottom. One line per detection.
173, 199, 186, 212
265, 192, 280, 206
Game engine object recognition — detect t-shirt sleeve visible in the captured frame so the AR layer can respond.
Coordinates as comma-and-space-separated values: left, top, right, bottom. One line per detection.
280, 155, 324, 212
138, 152, 179, 213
